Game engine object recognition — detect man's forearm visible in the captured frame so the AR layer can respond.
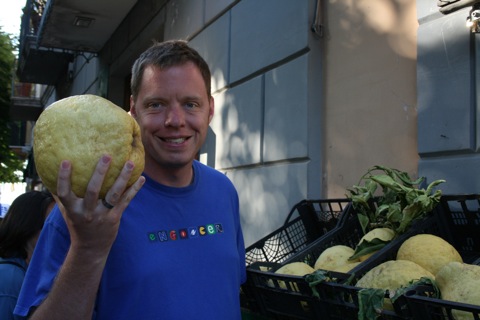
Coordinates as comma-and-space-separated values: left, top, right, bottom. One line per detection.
29, 248, 108, 320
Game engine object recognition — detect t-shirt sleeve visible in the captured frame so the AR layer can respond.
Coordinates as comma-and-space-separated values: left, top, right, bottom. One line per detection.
232, 188, 247, 285
13, 206, 70, 317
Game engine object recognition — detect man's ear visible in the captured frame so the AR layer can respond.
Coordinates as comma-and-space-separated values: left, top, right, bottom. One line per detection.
208, 96, 214, 123
129, 95, 137, 118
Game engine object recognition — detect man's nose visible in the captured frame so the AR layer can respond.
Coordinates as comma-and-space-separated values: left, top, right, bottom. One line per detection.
164, 104, 185, 127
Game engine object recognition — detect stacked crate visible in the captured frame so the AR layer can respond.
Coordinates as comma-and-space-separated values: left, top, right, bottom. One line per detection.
244, 195, 480, 320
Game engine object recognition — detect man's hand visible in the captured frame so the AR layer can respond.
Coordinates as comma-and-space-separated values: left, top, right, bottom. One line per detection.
55, 154, 145, 256
30, 156, 145, 320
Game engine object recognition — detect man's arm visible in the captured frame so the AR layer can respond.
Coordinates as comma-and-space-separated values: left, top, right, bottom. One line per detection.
30, 155, 145, 320
29, 248, 108, 319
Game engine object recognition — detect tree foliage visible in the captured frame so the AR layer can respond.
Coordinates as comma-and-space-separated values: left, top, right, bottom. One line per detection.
0, 28, 25, 183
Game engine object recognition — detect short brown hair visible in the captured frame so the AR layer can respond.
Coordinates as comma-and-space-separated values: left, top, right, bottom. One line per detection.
131, 40, 212, 99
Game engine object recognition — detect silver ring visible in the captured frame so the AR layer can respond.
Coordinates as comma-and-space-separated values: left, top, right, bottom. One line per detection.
102, 199, 114, 209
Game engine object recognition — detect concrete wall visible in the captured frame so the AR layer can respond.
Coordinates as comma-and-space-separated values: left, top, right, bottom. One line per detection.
416, 1, 480, 194
143, 0, 324, 246
56, 0, 421, 246
323, 0, 419, 198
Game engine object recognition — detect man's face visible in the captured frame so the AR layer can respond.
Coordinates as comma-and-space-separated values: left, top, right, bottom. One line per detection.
130, 62, 214, 173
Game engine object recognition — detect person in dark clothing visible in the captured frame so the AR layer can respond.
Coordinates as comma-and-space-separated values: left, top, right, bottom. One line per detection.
0, 191, 55, 320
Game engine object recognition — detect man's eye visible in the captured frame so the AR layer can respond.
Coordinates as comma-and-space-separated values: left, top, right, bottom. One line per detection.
148, 102, 163, 109
185, 102, 197, 109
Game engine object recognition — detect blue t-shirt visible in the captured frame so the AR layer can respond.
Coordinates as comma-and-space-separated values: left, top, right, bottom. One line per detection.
15, 161, 246, 319
0, 256, 27, 320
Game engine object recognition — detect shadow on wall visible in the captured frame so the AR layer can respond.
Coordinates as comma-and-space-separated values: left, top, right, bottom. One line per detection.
206, 79, 307, 246
324, 0, 419, 198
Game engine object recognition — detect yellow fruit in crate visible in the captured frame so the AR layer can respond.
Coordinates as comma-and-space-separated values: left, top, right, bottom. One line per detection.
334, 261, 361, 273
273, 262, 315, 291
356, 228, 396, 261
275, 262, 315, 276
436, 262, 480, 320
356, 260, 435, 289
396, 234, 462, 276
33, 94, 145, 199
356, 260, 435, 310
314, 245, 359, 271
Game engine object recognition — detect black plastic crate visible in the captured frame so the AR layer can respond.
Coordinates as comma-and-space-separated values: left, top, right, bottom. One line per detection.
244, 198, 351, 266
245, 261, 406, 320
349, 194, 480, 272
277, 204, 364, 269
309, 194, 480, 320
397, 194, 480, 320
400, 284, 480, 320
244, 194, 480, 319
243, 204, 415, 319
245, 262, 326, 319
312, 274, 408, 320
242, 198, 350, 314
280, 193, 480, 279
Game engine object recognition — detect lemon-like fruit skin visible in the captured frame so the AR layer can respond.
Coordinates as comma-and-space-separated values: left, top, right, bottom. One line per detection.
436, 262, 480, 320
396, 233, 462, 276
273, 262, 315, 290
334, 261, 361, 273
314, 245, 359, 271
355, 259, 435, 311
275, 262, 315, 276
34, 94, 145, 199
356, 259, 434, 290
357, 227, 396, 261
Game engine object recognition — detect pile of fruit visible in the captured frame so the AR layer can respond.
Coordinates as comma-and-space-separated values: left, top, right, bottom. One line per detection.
268, 166, 480, 319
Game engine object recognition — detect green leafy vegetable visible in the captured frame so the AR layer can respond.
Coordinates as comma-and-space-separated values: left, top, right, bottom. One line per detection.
356, 278, 439, 320
349, 238, 391, 261
358, 288, 385, 320
305, 270, 330, 298
304, 269, 356, 298
390, 277, 440, 303
346, 165, 445, 235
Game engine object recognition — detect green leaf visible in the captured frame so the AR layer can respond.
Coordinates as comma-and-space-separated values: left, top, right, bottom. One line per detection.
347, 165, 445, 235
305, 269, 331, 298
370, 175, 403, 192
351, 194, 371, 208
357, 214, 371, 235
426, 180, 446, 195
365, 179, 378, 194
405, 189, 420, 204
358, 288, 385, 320
385, 204, 403, 225
349, 238, 391, 260
390, 277, 440, 303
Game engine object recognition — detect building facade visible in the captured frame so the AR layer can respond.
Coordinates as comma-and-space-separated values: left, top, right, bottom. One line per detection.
13, 0, 476, 246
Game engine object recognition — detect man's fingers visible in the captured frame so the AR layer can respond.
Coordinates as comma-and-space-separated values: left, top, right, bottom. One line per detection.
55, 156, 143, 216
119, 175, 146, 210
102, 161, 143, 210
56, 160, 72, 198
84, 155, 112, 206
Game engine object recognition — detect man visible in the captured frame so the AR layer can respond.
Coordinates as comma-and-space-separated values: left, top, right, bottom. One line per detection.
14, 40, 246, 319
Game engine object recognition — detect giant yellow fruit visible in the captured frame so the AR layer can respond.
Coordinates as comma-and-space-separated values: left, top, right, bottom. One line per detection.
314, 245, 360, 271
275, 262, 315, 276
34, 94, 145, 199
356, 227, 396, 261
334, 261, 361, 273
396, 234, 462, 276
436, 262, 480, 320
356, 260, 435, 310
273, 262, 315, 291
356, 260, 434, 290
